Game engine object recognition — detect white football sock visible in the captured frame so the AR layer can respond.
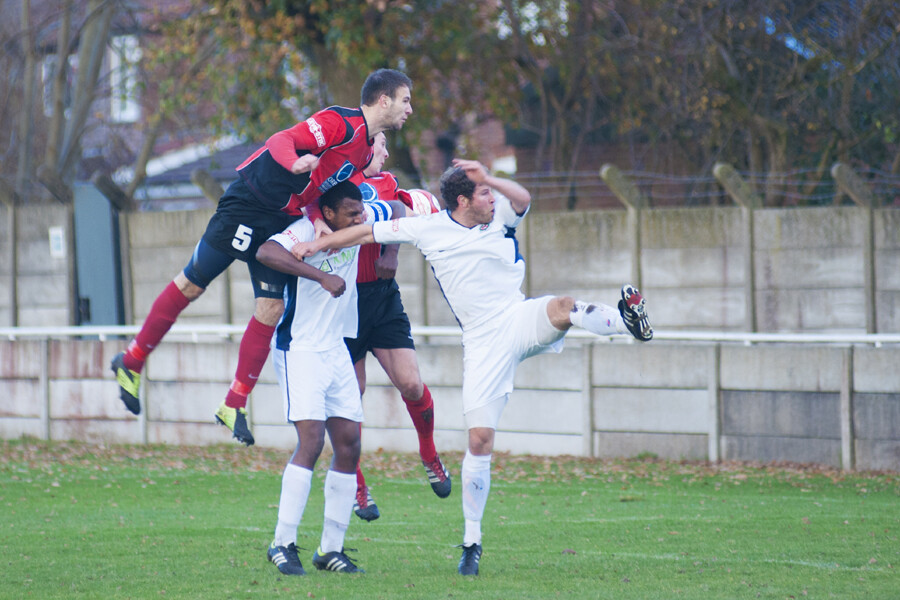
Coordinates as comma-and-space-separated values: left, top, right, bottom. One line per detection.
461, 450, 492, 546
320, 470, 356, 553
274, 463, 312, 546
570, 300, 626, 335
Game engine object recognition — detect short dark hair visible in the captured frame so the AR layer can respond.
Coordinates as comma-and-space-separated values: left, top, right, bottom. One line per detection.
360, 69, 412, 106
318, 180, 362, 213
439, 166, 476, 211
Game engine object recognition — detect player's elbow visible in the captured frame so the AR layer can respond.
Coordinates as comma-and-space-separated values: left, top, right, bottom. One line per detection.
513, 193, 531, 214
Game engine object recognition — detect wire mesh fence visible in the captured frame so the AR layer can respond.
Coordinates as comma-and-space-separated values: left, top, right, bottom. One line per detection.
515, 167, 900, 211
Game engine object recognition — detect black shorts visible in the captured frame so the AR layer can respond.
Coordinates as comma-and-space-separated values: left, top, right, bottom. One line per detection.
188, 178, 297, 298
344, 279, 415, 364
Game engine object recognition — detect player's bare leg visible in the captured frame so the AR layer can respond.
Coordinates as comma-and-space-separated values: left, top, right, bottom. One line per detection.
374, 347, 451, 498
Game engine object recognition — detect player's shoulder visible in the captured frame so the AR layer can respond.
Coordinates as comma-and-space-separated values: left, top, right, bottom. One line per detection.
323, 105, 364, 118
314, 105, 364, 129
311, 105, 361, 119
304, 106, 361, 137
281, 216, 315, 241
407, 208, 449, 229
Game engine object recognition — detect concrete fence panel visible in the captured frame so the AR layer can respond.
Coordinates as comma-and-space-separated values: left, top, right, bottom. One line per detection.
0, 336, 898, 472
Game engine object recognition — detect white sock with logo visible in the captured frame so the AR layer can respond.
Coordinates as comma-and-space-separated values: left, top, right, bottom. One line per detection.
461, 450, 492, 546
570, 300, 626, 335
320, 470, 356, 553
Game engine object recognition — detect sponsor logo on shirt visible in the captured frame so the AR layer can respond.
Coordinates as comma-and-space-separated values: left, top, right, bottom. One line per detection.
306, 117, 326, 147
319, 161, 356, 193
391, 218, 400, 232
319, 247, 357, 271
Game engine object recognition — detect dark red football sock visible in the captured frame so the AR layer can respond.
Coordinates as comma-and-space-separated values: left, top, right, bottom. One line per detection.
356, 424, 367, 489
126, 281, 191, 373
224, 316, 275, 409
404, 384, 436, 462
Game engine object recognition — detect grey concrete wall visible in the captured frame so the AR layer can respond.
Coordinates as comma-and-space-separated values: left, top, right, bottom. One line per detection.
6, 204, 900, 333
2, 203, 71, 327
124, 205, 900, 333
1, 338, 897, 471
0, 205, 10, 326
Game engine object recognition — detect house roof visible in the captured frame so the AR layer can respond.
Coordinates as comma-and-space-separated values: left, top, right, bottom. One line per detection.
142, 140, 262, 187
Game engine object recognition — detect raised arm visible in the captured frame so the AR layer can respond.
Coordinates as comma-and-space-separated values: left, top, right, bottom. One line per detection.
291, 223, 376, 259
256, 241, 346, 297
452, 158, 531, 215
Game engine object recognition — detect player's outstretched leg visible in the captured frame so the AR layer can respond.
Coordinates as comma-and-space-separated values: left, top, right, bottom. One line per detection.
617, 284, 653, 341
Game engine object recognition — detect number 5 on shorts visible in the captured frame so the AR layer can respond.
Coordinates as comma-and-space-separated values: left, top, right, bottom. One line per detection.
232, 224, 253, 252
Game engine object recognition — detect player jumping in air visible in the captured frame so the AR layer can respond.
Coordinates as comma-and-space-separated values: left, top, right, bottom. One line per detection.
110, 69, 412, 446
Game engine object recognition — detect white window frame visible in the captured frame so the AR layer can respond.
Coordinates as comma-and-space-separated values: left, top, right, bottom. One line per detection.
109, 34, 141, 123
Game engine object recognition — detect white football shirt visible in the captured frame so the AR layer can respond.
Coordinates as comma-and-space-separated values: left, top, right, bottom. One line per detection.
372, 195, 528, 331
271, 201, 391, 351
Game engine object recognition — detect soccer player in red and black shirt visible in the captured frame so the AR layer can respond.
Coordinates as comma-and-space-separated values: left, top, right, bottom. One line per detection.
111, 69, 413, 446
343, 133, 449, 522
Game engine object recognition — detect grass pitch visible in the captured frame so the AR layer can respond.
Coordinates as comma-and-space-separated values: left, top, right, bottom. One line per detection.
2, 439, 897, 599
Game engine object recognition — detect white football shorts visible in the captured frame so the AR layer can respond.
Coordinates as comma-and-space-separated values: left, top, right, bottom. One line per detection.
461, 295, 566, 429
272, 344, 364, 423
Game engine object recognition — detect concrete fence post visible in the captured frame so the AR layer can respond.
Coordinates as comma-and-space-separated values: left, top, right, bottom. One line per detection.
3, 198, 18, 327
831, 163, 877, 333
599, 165, 645, 290
840, 346, 855, 471
713, 163, 762, 332
582, 343, 595, 457
707, 344, 721, 462
40, 339, 50, 441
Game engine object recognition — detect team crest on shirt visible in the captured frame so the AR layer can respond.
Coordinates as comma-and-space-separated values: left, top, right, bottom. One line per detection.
358, 182, 378, 202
